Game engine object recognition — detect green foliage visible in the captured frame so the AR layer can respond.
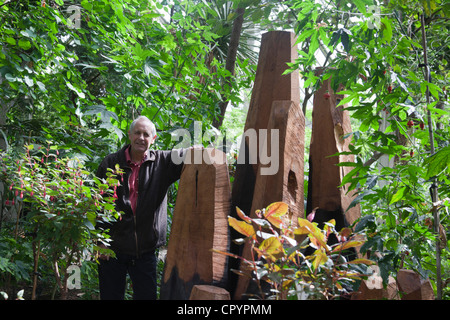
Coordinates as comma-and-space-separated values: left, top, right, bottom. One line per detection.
215, 202, 374, 300
0, 0, 257, 160
0, 143, 122, 299
0, 236, 33, 283
1, 0, 449, 300
288, 0, 450, 298
0, 0, 276, 299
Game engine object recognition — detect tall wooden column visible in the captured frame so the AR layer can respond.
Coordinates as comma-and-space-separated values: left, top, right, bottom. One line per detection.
231, 31, 300, 219
233, 100, 305, 300
306, 77, 360, 235
230, 31, 303, 299
160, 148, 231, 300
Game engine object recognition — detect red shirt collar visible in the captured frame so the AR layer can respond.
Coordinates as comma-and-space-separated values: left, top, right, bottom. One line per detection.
125, 146, 148, 165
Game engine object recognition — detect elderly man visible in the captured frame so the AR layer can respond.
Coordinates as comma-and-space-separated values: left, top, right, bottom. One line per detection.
96, 116, 186, 300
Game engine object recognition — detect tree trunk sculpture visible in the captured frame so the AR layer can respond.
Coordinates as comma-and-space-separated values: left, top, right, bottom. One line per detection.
161, 148, 231, 300
306, 76, 360, 241
229, 31, 303, 299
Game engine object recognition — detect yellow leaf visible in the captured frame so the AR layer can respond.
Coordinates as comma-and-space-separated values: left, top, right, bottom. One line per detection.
297, 217, 319, 233
298, 218, 328, 249
266, 215, 283, 228
338, 227, 352, 241
264, 202, 289, 228
294, 226, 310, 235
332, 240, 365, 253
324, 219, 335, 237
236, 207, 252, 223
335, 270, 365, 280
265, 202, 289, 217
347, 258, 376, 265
228, 216, 256, 239
312, 249, 328, 270
282, 279, 293, 290
257, 237, 284, 261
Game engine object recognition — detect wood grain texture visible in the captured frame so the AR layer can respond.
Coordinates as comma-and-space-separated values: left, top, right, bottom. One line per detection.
231, 30, 300, 217
160, 148, 231, 300
233, 100, 305, 300
189, 285, 231, 300
306, 76, 360, 229
229, 31, 302, 299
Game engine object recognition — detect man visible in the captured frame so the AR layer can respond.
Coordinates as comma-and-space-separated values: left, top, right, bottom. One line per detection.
95, 116, 186, 300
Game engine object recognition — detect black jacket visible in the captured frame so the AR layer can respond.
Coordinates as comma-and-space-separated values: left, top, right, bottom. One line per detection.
96, 145, 185, 256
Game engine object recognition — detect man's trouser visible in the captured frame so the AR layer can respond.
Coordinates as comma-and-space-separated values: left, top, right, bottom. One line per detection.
98, 251, 157, 300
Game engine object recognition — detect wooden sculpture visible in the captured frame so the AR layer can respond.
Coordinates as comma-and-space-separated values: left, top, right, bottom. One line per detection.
306, 76, 360, 235
160, 148, 231, 300
231, 30, 301, 220
229, 30, 304, 299
233, 100, 305, 300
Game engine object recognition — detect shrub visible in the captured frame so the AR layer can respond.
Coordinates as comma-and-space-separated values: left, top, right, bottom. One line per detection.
215, 202, 374, 300
0, 143, 122, 299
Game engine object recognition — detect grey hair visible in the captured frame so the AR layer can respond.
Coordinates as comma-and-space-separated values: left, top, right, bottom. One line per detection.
129, 116, 157, 137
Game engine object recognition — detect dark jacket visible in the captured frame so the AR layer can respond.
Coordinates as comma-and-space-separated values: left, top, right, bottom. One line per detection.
96, 145, 185, 257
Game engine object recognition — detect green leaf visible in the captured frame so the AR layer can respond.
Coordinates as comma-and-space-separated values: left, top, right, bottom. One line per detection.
346, 190, 375, 212
6, 37, 16, 45
381, 17, 392, 43
353, 0, 367, 14
36, 81, 47, 92
424, 145, 450, 179
18, 39, 31, 50
20, 29, 36, 38
389, 186, 409, 205
355, 215, 376, 233
84, 219, 95, 230
5, 73, 16, 82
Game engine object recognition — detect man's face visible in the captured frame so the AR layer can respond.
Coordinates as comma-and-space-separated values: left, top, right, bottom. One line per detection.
128, 119, 156, 155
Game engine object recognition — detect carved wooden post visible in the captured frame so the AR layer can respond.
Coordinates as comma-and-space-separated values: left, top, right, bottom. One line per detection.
351, 275, 399, 300
396, 269, 435, 300
160, 148, 231, 300
233, 100, 305, 300
189, 285, 231, 300
306, 76, 360, 236
231, 30, 300, 220
251, 100, 305, 216
230, 31, 303, 299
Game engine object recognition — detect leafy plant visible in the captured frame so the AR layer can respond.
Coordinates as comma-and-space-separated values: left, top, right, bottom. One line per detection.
284, 0, 450, 299
214, 202, 374, 300
0, 143, 122, 299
